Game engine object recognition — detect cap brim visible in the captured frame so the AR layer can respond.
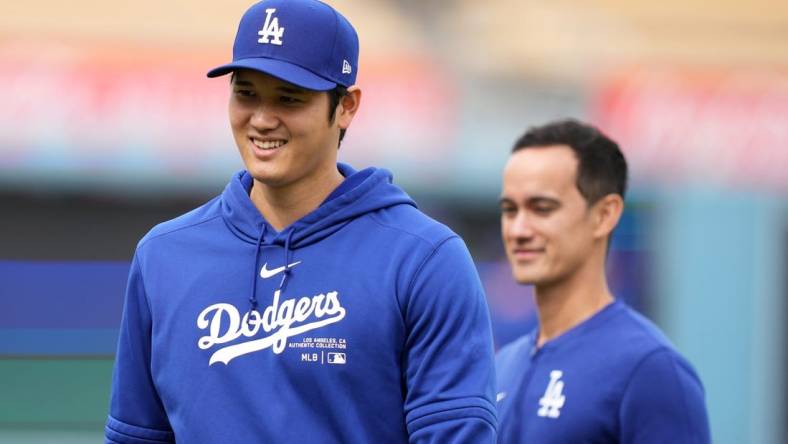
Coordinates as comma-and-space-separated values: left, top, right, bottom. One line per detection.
206, 57, 337, 91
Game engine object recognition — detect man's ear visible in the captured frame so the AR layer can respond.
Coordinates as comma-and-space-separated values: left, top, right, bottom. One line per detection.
337, 86, 361, 130
592, 194, 624, 240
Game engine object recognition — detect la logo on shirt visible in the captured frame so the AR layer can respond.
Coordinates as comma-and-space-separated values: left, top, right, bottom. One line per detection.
537, 370, 566, 418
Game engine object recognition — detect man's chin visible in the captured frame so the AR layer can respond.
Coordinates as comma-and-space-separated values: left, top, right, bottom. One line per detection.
511, 264, 558, 286
512, 271, 540, 286
246, 168, 289, 189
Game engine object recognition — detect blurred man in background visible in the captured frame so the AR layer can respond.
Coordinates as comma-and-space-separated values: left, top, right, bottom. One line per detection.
495, 119, 710, 443
104, 0, 496, 442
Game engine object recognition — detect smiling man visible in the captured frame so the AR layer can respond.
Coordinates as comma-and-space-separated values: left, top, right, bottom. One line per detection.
104, 1, 496, 443
495, 120, 710, 443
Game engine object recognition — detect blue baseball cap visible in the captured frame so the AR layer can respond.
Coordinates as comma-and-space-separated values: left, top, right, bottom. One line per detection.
207, 0, 359, 91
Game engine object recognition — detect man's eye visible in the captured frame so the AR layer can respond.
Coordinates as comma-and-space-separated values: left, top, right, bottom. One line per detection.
533, 206, 554, 215
279, 96, 302, 104
234, 89, 255, 97
500, 206, 516, 215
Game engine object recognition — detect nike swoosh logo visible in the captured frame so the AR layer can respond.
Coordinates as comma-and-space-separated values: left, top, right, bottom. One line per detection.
497, 392, 507, 402
260, 261, 302, 279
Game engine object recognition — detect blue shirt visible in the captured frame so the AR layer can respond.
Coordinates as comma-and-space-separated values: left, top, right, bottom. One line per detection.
496, 300, 710, 444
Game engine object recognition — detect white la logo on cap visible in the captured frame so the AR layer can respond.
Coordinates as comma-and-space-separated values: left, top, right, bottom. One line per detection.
258, 8, 285, 45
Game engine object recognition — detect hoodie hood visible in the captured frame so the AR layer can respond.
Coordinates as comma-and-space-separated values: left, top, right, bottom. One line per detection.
221, 163, 416, 248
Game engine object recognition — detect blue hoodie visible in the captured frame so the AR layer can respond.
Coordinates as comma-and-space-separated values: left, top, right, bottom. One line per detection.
106, 164, 497, 443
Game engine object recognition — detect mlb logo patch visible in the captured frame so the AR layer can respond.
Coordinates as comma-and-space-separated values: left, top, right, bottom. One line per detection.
327, 352, 346, 364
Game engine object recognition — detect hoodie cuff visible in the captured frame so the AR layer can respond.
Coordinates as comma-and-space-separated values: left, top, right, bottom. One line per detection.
105, 415, 174, 444
406, 398, 497, 436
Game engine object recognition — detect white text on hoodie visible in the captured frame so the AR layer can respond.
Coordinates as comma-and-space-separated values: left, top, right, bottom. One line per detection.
197, 290, 346, 365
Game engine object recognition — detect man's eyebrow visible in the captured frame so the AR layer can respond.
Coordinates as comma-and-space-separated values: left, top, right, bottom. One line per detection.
527, 196, 561, 206
232, 79, 254, 87
498, 196, 561, 207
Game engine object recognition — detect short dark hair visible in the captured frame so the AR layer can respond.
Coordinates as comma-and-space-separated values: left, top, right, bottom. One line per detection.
512, 119, 628, 204
327, 85, 348, 147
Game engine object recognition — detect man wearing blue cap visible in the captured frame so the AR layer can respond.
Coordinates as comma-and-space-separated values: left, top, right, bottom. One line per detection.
105, 1, 497, 443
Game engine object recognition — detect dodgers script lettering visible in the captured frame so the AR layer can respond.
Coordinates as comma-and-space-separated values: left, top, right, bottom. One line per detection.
197, 290, 346, 365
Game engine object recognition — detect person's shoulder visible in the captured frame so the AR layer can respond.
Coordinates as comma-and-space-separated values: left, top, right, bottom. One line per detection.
610, 303, 676, 349
594, 303, 705, 403
368, 204, 458, 249
613, 307, 710, 442
598, 301, 694, 370
620, 307, 701, 382
138, 195, 223, 250
496, 334, 534, 369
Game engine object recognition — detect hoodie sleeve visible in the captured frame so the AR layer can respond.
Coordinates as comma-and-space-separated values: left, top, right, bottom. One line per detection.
402, 236, 497, 443
619, 348, 711, 444
105, 253, 175, 444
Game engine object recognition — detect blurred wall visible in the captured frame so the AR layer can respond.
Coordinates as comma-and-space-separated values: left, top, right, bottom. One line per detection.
1, 1, 787, 442
653, 190, 787, 444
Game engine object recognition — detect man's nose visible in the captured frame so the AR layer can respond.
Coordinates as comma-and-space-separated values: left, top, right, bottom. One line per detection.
250, 103, 279, 130
508, 210, 536, 241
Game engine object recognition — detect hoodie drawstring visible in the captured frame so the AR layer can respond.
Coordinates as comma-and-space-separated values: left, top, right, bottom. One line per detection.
249, 226, 296, 321
248, 224, 267, 318
278, 229, 295, 291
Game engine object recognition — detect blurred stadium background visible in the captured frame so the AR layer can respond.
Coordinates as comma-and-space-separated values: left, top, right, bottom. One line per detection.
1, 0, 787, 442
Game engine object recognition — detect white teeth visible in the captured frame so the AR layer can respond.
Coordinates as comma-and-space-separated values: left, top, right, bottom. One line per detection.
252, 139, 287, 150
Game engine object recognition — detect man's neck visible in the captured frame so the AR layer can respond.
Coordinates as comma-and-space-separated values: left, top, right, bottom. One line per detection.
249, 167, 344, 232
533, 256, 613, 348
